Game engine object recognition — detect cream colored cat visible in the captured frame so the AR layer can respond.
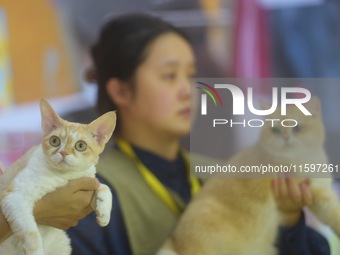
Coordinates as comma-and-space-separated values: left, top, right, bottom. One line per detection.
158, 97, 340, 255
0, 99, 116, 255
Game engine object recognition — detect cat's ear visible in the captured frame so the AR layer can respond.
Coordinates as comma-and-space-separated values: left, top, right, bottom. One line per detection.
0, 161, 5, 175
89, 111, 117, 146
260, 100, 271, 110
40, 98, 62, 134
305, 96, 322, 117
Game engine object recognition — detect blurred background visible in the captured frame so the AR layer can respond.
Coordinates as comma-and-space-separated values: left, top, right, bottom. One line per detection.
1, 0, 340, 253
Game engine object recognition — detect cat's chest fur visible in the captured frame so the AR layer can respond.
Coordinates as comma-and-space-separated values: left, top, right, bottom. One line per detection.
11, 145, 96, 200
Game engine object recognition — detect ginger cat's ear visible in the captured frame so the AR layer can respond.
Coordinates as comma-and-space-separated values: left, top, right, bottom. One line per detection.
260, 100, 271, 110
305, 96, 322, 117
0, 161, 5, 175
40, 98, 62, 135
88, 111, 117, 146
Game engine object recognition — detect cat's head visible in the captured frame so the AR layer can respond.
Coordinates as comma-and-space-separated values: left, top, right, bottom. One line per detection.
40, 99, 116, 171
258, 97, 325, 157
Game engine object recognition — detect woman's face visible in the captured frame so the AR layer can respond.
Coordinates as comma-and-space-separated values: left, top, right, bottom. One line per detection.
127, 32, 196, 137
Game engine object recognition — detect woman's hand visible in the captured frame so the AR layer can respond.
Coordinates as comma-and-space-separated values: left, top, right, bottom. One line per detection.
34, 177, 100, 230
272, 178, 313, 227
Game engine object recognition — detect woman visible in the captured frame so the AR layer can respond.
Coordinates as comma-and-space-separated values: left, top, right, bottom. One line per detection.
67, 13, 330, 255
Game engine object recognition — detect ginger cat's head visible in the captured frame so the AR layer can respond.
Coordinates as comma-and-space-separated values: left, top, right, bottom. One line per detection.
258, 97, 325, 158
40, 99, 116, 171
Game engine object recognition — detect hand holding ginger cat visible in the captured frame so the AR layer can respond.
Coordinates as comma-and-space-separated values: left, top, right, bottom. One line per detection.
272, 178, 312, 226
34, 177, 100, 230
0, 177, 99, 243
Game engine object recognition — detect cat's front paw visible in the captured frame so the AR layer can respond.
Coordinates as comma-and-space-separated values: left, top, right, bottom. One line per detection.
95, 184, 112, 227
15, 231, 44, 255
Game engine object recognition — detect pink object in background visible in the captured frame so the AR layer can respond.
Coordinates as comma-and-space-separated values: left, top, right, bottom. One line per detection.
232, 0, 272, 95
0, 132, 41, 168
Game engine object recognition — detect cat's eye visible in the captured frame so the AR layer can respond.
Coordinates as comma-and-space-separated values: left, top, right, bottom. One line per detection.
49, 136, 61, 147
293, 125, 302, 133
75, 141, 87, 152
271, 127, 281, 134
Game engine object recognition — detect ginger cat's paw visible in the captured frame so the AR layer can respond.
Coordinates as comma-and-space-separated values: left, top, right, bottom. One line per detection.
95, 184, 112, 227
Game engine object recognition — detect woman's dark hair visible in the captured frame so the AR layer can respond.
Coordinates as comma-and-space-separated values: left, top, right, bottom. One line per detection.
90, 13, 191, 114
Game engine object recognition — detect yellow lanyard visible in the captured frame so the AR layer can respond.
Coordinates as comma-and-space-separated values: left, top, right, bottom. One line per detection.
116, 138, 201, 216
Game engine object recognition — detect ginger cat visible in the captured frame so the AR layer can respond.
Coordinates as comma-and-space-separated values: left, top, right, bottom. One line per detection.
158, 97, 340, 255
0, 99, 116, 255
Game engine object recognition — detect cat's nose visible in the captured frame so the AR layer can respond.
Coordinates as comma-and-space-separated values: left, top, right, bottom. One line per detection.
60, 151, 68, 158
283, 135, 291, 143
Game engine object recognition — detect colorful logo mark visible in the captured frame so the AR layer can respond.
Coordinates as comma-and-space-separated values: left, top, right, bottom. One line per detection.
196, 82, 223, 106
196, 82, 223, 115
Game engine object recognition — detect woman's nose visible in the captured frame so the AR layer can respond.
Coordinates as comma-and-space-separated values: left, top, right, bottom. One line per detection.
179, 78, 191, 98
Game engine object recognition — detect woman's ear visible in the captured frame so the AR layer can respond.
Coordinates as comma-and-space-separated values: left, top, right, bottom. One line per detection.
106, 78, 132, 107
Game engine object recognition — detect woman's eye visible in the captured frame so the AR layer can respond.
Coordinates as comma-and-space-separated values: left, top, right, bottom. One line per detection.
49, 136, 61, 147
188, 69, 196, 79
293, 125, 302, 133
188, 73, 195, 79
75, 141, 87, 152
271, 127, 281, 134
162, 73, 176, 80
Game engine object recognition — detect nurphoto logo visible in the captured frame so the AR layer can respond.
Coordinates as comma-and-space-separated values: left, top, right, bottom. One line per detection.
195, 82, 312, 128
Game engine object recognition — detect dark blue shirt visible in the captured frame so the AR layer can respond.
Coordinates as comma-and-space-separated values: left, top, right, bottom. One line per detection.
68, 146, 330, 255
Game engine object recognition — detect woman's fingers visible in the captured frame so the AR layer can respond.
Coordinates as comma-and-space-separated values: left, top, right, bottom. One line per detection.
300, 180, 313, 206
272, 178, 312, 209
286, 178, 302, 205
68, 177, 100, 192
